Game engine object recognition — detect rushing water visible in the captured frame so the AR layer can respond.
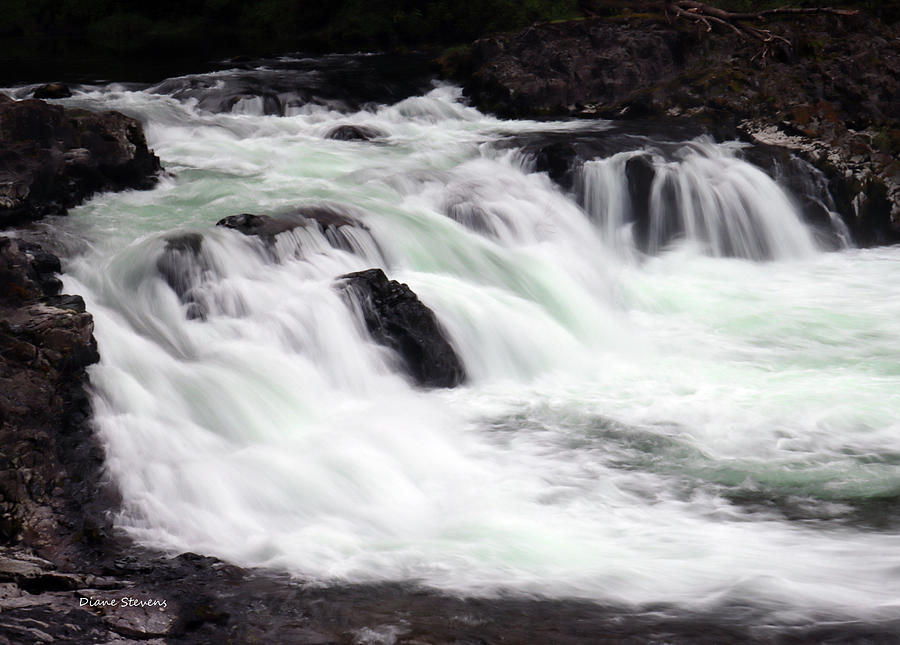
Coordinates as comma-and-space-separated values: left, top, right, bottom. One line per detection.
8, 55, 900, 629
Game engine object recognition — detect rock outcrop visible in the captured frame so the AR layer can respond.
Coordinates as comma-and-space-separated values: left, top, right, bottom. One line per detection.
455, 12, 900, 245
0, 237, 108, 566
0, 94, 161, 228
338, 268, 466, 388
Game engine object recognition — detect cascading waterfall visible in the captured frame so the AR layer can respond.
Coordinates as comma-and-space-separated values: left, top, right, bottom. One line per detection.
10, 56, 900, 629
581, 140, 819, 259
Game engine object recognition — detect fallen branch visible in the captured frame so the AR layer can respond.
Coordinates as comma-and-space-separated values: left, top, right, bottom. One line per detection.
656, 1, 859, 64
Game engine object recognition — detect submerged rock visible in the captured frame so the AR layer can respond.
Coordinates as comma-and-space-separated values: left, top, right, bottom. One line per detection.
325, 124, 383, 141
31, 83, 72, 99
157, 233, 209, 320
0, 95, 161, 228
337, 268, 465, 388
216, 212, 303, 238
217, 204, 382, 256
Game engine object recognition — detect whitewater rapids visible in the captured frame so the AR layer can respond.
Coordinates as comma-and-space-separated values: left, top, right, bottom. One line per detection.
9, 56, 900, 627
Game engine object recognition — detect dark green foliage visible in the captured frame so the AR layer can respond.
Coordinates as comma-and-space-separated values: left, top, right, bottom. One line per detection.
0, 0, 578, 53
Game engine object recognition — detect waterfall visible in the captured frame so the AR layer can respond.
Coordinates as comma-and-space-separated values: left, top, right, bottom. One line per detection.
581, 140, 819, 259
13, 56, 900, 627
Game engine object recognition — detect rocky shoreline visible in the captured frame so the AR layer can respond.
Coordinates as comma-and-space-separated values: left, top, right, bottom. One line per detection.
0, 95, 163, 571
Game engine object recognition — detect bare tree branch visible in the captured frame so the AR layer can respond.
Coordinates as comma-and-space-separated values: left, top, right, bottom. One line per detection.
646, 1, 858, 64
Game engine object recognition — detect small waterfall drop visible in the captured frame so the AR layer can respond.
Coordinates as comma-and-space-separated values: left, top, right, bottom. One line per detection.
581, 140, 819, 259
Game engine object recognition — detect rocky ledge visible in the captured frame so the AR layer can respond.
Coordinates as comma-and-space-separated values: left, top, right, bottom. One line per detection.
450, 11, 900, 244
0, 93, 161, 228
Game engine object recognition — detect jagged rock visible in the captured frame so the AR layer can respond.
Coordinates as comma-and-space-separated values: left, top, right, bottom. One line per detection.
0, 237, 107, 562
0, 95, 161, 228
325, 124, 383, 141
337, 268, 465, 388
32, 83, 72, 100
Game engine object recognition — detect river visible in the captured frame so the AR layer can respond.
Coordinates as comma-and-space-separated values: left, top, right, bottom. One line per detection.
7, 53, 900, 635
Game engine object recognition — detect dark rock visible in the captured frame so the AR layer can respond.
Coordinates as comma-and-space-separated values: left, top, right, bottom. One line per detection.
0, 237, 43, 303
32, 83, 72, 100
534, 141, 578, 190
0, 95, 161, 229
44, 294, 88, 314
464, 20, 694, 119
624, 154, 657, 252
337, 268, 465, 388
503, 120, 707, 192
823, 166, 897, 247
16, 241, 61, 275
164, 232, 204, 255
325, 124, 383, 141
148, 53, 437, 117
224, 92, 284, 115
156, 232, 210, 320
216, 212, 294, 237
10, 239, 66, 296
0, 237, 106, 561
37, 274, 63, 296
217, 204, 382, 257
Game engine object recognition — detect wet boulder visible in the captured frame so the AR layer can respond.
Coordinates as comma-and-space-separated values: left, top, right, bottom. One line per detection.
0, 95, 160, 228
32, 83, 72, 100
216, 213, 301, 238
337, 268, 466, 388
217, 204, 382, 257
325, 124, 383, 142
